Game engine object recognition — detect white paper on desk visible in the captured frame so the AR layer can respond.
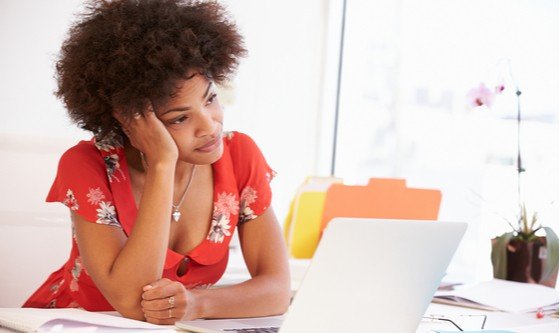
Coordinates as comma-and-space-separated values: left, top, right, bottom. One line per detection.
433, 279, 559, 313
0, 308, 173, 332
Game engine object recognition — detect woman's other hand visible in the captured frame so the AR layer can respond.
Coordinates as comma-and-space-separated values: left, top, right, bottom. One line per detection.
141, 278, 201, 324
114, 105, 178, 165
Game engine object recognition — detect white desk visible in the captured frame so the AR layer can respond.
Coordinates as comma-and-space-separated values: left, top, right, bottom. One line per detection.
0, 301, 557, 332
1, 303, 556, 332
417, 303, 558, 332
1, 258, 557, 332
219, 257, 559, 332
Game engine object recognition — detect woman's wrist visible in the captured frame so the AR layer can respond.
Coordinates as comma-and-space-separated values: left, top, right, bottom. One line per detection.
187, 288, 207, 320
143, 152, 178, 169
145, 158, 177, 174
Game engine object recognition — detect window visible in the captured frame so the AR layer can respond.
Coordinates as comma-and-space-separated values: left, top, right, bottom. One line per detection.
323, 0, 558, 282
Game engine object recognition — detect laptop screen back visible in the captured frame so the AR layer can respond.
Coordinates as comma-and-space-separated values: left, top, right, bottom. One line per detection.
279, 218, 467, 333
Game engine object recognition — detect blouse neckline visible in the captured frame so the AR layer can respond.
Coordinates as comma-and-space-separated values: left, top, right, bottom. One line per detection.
93, 132, 239, 269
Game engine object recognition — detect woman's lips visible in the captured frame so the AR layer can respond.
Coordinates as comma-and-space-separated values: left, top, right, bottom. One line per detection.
196, 134, 222, 153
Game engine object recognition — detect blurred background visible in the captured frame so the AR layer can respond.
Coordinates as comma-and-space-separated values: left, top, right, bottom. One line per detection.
0, 0, 557, 305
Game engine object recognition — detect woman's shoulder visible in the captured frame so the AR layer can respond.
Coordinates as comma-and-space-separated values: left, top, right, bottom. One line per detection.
223, 131, 259, 152
58, 139, 105, 170
221, 130, 273, 180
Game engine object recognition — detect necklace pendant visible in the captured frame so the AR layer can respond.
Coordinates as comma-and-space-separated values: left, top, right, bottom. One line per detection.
172, 210, 181, 222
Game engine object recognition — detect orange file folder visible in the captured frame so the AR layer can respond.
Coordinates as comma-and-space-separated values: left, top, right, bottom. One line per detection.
320, 178, 442, 233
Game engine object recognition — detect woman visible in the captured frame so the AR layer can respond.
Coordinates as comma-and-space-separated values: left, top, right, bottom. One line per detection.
23, 0, 291, 324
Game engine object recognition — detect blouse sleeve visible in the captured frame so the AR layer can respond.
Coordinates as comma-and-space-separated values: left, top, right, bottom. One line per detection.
228, 132, 275, 224
46, 142, 122, 228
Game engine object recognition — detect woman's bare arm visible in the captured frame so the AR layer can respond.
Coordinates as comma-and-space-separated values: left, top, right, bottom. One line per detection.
74, 111, 178, 320
140, 207, 291, 323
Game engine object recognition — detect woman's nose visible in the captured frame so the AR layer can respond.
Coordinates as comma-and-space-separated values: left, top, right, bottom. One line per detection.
195, 110, 216, 137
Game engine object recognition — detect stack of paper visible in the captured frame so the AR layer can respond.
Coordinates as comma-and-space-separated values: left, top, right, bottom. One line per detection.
433, 279, 559, 313
0, 308, 174, 332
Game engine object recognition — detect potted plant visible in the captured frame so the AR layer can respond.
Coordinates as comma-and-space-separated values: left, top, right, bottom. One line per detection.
491, 205, 558, 287
466, 62, 559, 287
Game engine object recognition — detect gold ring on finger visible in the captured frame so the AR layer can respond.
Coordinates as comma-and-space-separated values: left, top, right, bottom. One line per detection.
168, 296, 175, 308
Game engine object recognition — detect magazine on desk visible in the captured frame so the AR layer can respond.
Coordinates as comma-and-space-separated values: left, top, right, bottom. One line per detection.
0, 308, 174, 332
433, 279, 559, 313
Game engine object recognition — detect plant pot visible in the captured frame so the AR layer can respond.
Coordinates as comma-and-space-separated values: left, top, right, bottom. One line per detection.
506, 238, 544, 283
491, 235, 558, 288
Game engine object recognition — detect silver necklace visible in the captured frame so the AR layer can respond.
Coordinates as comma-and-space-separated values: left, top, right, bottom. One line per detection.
171, 165, 196, 222
140, 152, 196, 222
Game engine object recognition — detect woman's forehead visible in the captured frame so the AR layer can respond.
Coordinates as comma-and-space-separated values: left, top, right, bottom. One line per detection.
156, 74, 213, 113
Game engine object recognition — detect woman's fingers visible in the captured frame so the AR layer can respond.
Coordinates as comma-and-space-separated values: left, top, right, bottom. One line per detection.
142, 279, 183, 301
144, 307, 177, 320
141, 278, 190, 323
144, 309, 176, 325
142, 284, 181, 301
141, 294, 185, 310
141, 297, 172, 311
143, 278, 172, 292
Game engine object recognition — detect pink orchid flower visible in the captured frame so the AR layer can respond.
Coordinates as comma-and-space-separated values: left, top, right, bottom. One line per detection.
466, 83, 496, 108
495, 84, 505, 94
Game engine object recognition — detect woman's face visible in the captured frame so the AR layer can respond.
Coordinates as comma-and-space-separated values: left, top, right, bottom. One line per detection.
155, 74, 224, 165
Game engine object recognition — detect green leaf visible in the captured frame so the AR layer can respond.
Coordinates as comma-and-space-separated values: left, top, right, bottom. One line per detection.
527, 226, 542, 241
521, 204, 528, 234
491, 232, 515, 279
529, 212, 538, 232
542, 227, 559, 282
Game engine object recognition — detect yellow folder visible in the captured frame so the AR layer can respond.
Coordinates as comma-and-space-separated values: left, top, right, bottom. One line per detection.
284, 177, 342, 258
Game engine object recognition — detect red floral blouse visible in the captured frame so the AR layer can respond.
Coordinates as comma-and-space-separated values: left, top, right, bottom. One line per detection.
23, 131, 274, 310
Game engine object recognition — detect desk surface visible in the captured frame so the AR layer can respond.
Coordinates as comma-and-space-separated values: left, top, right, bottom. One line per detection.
417, 303, 558, 332
2, 257, 557, 332
1, 303, 557, 333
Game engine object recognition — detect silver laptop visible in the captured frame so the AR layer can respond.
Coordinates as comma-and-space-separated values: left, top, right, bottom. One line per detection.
176, 218, 467, 333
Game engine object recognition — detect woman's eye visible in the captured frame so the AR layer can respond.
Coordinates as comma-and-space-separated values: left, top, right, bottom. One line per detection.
170, 116, 188, 124
206, 93, 217, 105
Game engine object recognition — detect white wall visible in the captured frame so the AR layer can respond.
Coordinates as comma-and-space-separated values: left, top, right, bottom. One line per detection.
0, 1, 88, 140
221, 0, 329, 218
0, 0, 330, 306
0, 0, 329, 217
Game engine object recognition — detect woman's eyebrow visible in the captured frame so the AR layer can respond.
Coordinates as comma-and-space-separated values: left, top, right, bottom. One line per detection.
202, 81, 213, 99
161, 82, 213, 115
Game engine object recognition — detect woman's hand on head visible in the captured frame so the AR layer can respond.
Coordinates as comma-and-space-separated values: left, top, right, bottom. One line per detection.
141, 278, 201, 324
114, 105, 178, 165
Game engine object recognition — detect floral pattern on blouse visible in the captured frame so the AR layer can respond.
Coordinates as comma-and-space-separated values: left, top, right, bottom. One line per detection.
95, 133, 127, 183
239, 186, 258, 223
87, 187, 106, 205
265, 170, 277, 183
50, 279, 65, 295
207, 192, 239, 243
208, 215, 232, 243
63, 189, 79, 211
94, 132, 123, 152
95, 201, 121, 227
69, 257, 83, 292
224, 131, 235, 140
67, 301, 81, 308
104, 154, 126, 183
214, 192, 239, 217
